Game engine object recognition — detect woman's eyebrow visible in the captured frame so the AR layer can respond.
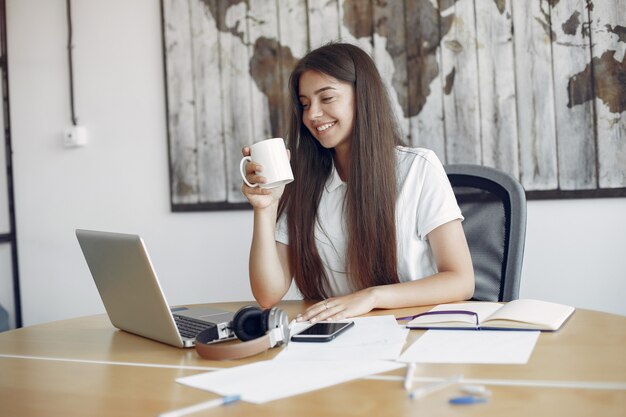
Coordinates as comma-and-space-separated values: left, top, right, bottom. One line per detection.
299, 86, 337, 99
314, 86, 337, 95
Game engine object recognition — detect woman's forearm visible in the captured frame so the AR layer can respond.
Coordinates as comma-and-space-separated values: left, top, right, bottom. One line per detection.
370, 270, 475, 310
249, 205, 292, 307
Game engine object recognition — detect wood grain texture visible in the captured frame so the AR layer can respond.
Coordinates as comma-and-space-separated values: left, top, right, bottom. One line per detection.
163, 0, 199, 204
339, 0, 373, 52
277, 0, 309, 59
247, 0, 277, 141
371, 0, 409, 143
307, 0, 341, 49
277, 0, 308, 139
405, 0, 446, 157
162, 0, 625, 209
218, 1, 252, 204
590, 0, 626, 188
1, 306, 626, 417
190, 0, 227, 202
475, 0, 519, 178
552, 0, 596, 190
440, 0, 481, 164
512, 0, 558, 190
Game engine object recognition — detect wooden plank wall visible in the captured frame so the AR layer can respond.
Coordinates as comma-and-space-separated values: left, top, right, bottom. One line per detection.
162, 0, 626, 210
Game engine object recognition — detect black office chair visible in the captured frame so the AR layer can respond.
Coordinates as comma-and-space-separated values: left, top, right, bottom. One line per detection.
445, 164, 527, 302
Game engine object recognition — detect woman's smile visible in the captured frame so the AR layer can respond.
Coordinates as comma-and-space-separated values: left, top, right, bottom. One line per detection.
315, 121, 336, 133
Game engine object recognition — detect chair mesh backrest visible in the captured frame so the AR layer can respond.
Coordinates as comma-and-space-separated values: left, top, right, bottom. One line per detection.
445, 165, 526, 302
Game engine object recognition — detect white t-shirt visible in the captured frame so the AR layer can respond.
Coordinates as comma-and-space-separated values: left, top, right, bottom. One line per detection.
275, 147, 463, 296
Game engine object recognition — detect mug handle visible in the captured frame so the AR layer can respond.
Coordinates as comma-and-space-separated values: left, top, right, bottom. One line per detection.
240, 156, 259, 188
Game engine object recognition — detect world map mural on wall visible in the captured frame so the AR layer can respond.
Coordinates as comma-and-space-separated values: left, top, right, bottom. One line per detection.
162, 0, 625, 210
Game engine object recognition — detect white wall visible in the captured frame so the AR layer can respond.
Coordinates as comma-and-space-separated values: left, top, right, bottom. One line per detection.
521, 198, 626, 315
6, 0, 626, 327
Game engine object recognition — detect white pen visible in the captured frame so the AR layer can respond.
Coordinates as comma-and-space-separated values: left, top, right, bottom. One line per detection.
408, 375, 463, 400
158, 394, 241, 417
403, 363, 416, 391
460, 384, 492, 396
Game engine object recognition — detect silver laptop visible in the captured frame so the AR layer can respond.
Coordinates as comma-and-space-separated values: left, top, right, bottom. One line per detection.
76, 229, 236, 348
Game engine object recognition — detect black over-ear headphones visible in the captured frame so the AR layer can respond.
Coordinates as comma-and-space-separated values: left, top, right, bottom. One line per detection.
195, 305, 290, 360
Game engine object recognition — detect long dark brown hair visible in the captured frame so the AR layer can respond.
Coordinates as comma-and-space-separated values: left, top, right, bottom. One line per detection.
279, 43, 403, 299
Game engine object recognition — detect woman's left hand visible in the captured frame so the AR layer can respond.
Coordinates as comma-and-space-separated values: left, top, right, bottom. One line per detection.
296, 288, 378, 323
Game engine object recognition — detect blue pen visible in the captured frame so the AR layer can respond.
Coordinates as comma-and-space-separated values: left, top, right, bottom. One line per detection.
449, 395, 488, 405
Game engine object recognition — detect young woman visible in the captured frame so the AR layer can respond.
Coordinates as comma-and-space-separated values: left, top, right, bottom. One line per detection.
241, 43, 474, 323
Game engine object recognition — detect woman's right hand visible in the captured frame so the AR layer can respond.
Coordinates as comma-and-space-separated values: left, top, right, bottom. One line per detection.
241, 146, 285, 210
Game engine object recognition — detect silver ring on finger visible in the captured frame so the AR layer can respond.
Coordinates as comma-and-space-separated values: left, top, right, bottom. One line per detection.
324, 299, 329, 310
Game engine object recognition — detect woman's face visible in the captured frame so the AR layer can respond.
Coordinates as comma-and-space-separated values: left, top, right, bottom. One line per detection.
298, 70, 355, 154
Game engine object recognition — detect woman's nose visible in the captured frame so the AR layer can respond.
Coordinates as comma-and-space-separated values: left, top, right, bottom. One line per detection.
308, 102, 323, 119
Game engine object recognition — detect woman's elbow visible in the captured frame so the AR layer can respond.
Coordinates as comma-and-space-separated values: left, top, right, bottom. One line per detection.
252, 288, 284, 309
461, 270, 475, 300
256, 300, 276, 309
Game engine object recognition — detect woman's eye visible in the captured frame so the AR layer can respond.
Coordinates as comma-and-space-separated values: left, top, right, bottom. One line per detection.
300, 103, 309, 110
322, 96, 334, 102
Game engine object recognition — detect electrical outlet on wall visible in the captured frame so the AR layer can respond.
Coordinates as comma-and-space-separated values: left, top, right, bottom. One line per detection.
63, 125, 88, 148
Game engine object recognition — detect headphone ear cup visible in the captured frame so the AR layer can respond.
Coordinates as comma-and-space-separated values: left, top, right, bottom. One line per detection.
232, 306, 264, 342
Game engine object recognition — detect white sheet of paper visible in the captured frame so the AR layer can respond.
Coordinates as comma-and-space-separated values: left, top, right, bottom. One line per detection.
398, 330, 540, 364
176, 360, 403, 404
275, 315, 409, 361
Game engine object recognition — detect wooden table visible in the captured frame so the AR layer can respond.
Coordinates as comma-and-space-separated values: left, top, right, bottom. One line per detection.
1, 301, 625, 416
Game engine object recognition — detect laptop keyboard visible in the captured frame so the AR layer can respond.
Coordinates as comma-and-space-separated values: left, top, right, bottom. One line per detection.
173, 315, 215, 339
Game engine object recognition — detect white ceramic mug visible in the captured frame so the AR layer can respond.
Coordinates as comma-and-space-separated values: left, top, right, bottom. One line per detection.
240, 138, 294, 189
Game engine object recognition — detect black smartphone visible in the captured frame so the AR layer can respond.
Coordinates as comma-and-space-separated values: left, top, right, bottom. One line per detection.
290, 321, 355, 343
